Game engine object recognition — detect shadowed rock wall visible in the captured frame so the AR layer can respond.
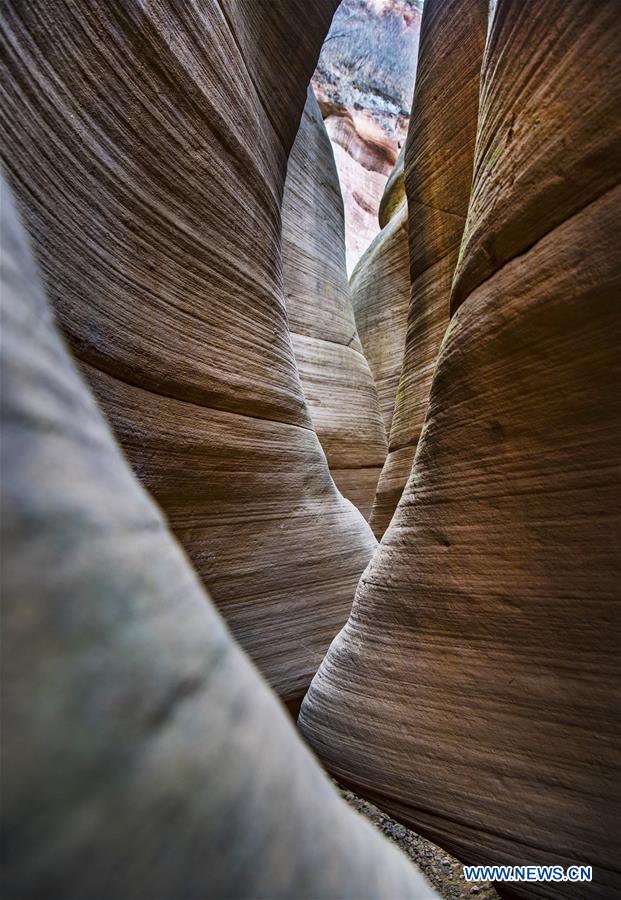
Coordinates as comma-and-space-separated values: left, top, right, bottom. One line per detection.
299, 0, 621, 896
0, 0, 378, 703
1, 173, 438, 900
283, 87, 387, 520
350, 150, 410, 446
369, 0, 487, 536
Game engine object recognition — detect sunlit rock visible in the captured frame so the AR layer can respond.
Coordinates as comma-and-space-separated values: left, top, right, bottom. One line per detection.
313, 0, 422, 272
283, 88, 387, 519
350, 150, 410, 449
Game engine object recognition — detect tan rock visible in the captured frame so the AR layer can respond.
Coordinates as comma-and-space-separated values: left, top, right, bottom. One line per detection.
378, 147, 407, 228
283, 88, 387, 519
369, 0, 487, 537
1, 172, 438, 900
0, 0, 377, 703
350, 152, 410, 449
300, 0, 621, 895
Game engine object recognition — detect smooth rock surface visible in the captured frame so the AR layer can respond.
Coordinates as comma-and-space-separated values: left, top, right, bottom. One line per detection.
1, 174, 438, 900
350, 150, 410, 445
283, 88, 387, 519
300, 1, 621, 895
0, 0, 377, 702
369, 0, 487, 537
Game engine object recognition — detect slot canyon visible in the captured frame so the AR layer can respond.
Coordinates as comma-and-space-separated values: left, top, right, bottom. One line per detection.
1, 1, 619, 899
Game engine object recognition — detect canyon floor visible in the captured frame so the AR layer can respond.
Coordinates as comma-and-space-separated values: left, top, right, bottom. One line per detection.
340, 786, 499, 899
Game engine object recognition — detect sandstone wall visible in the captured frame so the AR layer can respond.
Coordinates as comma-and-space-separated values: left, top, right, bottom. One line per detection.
350, 150, 410, 447
369, 0, 487, 536
299, 0, 621, 895
0, 0, 378, 703
1, 172, 437, 900
283, 87, 387, 520
312, 0, 422, 272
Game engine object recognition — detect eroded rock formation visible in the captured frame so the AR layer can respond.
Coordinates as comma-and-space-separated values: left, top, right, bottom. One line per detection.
1, 174, 438, 899
368, 0, 487, 537
350, 149, 410, 445
312, 0, 422, 271
0, 0, 378, 703
283, 87, 387, 519
299, 0, 621, 895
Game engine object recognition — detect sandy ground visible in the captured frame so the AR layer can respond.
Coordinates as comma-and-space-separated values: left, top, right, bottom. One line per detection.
339, 786, 499, 900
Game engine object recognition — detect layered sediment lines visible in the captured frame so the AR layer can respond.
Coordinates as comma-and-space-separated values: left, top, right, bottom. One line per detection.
1, 173, 437, 900
300, 0, 621, 896
369, 0, 486, 537
283, 88, 387, 520
350, 150, 410, 444
0, 0, 377, 702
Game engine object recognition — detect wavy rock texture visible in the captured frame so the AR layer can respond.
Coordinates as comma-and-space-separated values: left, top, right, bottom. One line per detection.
0, 0, 379, 703
312, 0, 422, 272
350, 150, 410, 445
299, 0, 621, 896
368, 0, 487, 537
283, 87, 387, 520
1, 175, 438, 900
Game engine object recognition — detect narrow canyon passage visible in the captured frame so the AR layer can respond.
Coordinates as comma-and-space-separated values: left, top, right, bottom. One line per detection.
1, 1, 619, 899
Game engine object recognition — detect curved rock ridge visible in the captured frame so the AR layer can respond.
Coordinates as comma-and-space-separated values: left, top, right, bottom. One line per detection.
369, 0, 487, 537
378, 146, 407, 228
0, 0, 378, 702
312, 0, 422, 272
299, 0, 621, 895
350, 150, 410, 447
451, 0, 621, 313
283, 87, 387, 519
1, 174, 438, 900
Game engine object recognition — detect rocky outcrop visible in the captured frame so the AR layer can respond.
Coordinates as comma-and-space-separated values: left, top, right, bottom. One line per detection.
0, 0, 378, 703
369, 0, 486, 537
283, 87, 387, 519
299, 0, 621, 896
1, 174, 438, 899
312, 0, 422, 272
350, 150, 410, 442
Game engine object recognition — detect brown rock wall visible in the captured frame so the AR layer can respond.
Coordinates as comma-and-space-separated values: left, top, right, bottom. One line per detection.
283, 88, 387, 519
369, 0, 487, 536
0, 0, 377, 702
300, 1, 621, 895
350, 153, 410, 444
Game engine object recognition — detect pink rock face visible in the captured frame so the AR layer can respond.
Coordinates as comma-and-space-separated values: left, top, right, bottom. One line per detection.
282, 88, 388, 519
312, 0, 422, 272
327, 117, 395, 275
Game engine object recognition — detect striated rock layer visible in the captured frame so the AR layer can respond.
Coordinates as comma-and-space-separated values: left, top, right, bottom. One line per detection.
300, 0, 621, 896
1, 174, 438, 900
350, 149, 410, 443
369, 0, 487, 537
283, 87, 387, 520
312, 0, 422, 272
0, 0, 378, 703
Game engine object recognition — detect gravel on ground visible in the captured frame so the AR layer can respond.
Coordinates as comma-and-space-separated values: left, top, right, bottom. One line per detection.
339, 785, 499, 900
